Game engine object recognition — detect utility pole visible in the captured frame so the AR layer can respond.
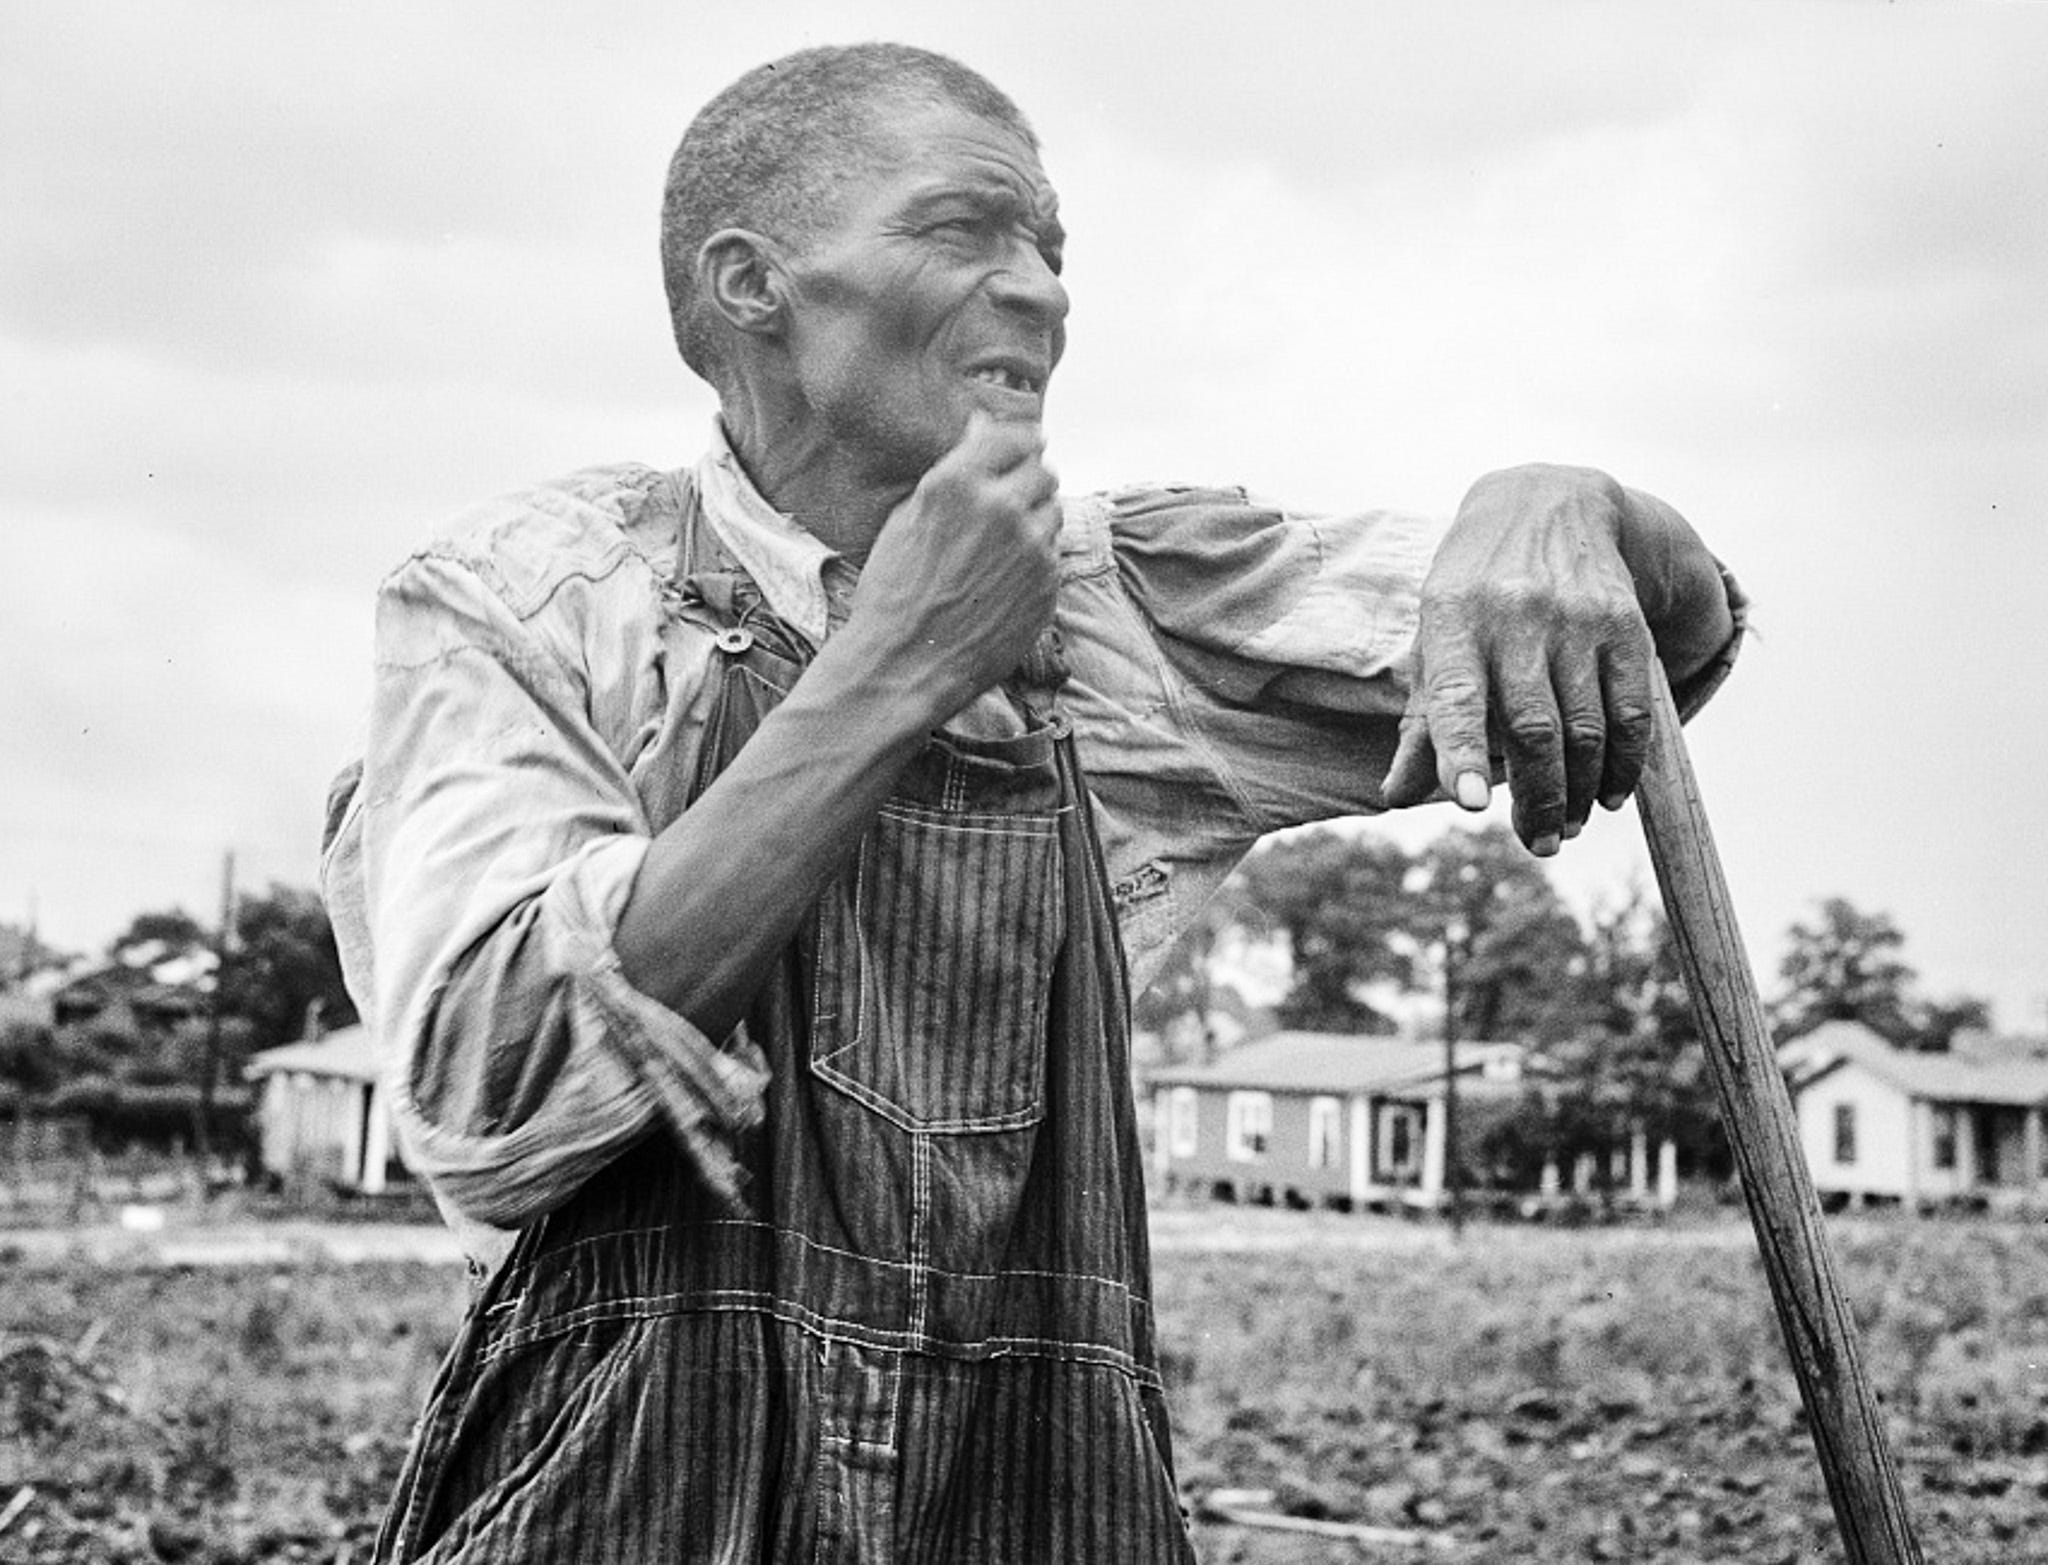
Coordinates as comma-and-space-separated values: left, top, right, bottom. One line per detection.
195, 849, 235, 1183
8, 891, 28, 1190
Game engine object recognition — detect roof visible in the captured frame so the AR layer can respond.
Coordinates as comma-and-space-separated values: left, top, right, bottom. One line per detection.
54, 963, 205, 1013
1951, 1030, 2048, 1066
1147, 1032, 1523, 1096
245, 1025, 384, 1084
1777, 1020, 1896, 1081
1788, 1023, 2048, 1108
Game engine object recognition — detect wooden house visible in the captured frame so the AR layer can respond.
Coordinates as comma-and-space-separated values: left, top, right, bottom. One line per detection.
1147, 1032, 1539, 1211
50, 962, 205, 1037
1782, 1021, 2048, 1210
244, 1025, 405, 1194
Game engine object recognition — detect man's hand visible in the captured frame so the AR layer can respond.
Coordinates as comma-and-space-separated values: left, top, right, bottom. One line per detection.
620, 413, 1060, 1039
1379, 464, 1731, 855
844, 411, 1062, 721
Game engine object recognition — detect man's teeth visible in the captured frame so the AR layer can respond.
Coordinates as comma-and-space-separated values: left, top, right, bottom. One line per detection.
972, 367, 1036, 393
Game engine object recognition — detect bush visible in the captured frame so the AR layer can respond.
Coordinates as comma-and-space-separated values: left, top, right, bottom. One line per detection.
43, 1076, 255, 1157
0, 1018, 63, 1095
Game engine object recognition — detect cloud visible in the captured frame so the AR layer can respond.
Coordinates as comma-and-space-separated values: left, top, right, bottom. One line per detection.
0, 499, 369, 934
3, 0, 2045, 1026
988, 0, 1718, 188
2, 5, 706, 393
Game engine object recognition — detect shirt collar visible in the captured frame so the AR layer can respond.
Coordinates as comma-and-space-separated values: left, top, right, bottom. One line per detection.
692, 419, 847, 649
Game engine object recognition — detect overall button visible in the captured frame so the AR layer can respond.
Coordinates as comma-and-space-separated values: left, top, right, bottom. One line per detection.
713, 626, 755, 655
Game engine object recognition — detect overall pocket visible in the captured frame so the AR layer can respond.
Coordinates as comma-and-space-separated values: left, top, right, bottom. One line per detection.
810, 800, 1065, 1132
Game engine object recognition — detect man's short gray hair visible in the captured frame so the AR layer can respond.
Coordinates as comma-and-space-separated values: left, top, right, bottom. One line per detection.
660, 43, 1036, 392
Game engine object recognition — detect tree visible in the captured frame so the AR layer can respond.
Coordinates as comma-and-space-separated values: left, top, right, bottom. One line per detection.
0, 1018, 63, 1095
1388, 825, 1591, 1231
1229, 829, 1416, 1033
1405, 825, 1592, 1046
218, 884, 358, 1055
106, 908, 210, 966
1545, 888, 1725, 1173
1229, 823, 1597, 1041
1914, 994, 1994, 1054
1772, 897, 1919, 1045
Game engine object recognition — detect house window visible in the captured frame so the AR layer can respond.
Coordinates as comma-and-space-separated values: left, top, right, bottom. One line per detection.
1377, 1103, 1421, 1178
1932, 1106, 1958, 1170
1226, 1092, 1272, 1163
1833, 1103, 1857, 1166
1308, 1097, 1342, 1169
1168, 1087, 1199, 1158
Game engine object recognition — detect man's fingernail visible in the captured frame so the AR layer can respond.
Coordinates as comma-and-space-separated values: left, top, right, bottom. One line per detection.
1533, 832, 1561, 857
1563, 819, 1583, 840
1600, 791, 1629, 812
1455, 773, 1490, 810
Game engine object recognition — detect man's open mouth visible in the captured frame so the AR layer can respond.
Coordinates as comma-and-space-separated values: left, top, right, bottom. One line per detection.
969, 365, 1044, 395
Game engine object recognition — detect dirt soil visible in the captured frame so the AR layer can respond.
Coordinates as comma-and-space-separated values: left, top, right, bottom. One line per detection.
0, 1209, 2040, 1562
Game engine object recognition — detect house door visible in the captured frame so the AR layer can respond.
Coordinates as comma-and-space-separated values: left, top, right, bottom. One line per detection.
1976, 1107, 2023, 1187
1375, 1103, 1424, 1184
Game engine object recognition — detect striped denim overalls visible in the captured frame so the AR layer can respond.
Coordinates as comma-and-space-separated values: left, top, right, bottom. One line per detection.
375, 540, 1195, 1562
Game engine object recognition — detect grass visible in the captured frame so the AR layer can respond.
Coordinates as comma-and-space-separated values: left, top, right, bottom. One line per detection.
0, 1258, 466, 1562
2, 1214, 2043, 1561
1158, 1217, 2048, 1561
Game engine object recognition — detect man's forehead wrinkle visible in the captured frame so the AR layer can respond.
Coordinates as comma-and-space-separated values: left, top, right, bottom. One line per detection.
902, 176, 1059, 222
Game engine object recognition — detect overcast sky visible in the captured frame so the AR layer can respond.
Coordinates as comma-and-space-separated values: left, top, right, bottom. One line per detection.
4, 1, 2043, 1031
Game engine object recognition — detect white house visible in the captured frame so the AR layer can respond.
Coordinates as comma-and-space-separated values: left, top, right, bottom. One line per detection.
1782, 1021, 2048, 1210
1147, 1031, 1677, 1214
245, 1025, 405, 1194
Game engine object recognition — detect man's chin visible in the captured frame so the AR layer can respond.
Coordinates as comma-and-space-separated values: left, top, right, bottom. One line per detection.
849, 399, 1042, 483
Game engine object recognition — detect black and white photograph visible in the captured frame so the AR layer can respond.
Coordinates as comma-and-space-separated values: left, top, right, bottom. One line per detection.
3, 3, 2044, 1560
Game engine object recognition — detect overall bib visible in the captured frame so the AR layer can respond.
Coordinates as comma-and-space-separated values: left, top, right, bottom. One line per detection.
376, 538, 1194, 1563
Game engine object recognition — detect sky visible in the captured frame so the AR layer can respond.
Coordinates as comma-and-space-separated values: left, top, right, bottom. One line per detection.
3, 0, 2044, 1031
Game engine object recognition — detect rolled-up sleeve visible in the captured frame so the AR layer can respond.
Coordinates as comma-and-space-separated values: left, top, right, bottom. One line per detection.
1083, 486, 1447, 831
1053, 487, 1447, 992
347, 549, 766, 1233
1109, 486, 1441, 711
1074, 484, 1742, 835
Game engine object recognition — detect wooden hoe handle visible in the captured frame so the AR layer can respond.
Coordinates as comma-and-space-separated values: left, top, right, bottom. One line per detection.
1636, 666, 1925, 1565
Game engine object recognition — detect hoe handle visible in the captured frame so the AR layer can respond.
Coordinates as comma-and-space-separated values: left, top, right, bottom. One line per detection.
1636, 665, 1924, 1565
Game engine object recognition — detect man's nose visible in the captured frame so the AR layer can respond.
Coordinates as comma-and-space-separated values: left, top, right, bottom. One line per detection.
990, 241, 1070, 330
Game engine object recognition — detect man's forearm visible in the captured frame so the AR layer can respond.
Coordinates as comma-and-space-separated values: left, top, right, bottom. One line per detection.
612, 628, 947, 1042
618, 415, 1064, 1041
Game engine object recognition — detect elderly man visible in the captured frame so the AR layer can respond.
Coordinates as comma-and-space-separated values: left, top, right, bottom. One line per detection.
325, 41, 1742, 1564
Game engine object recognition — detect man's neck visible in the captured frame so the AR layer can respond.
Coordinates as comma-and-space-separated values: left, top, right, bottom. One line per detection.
719, 409, 909, 567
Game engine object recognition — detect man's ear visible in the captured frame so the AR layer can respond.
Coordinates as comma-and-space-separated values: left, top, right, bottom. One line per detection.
698, 229, 787, 341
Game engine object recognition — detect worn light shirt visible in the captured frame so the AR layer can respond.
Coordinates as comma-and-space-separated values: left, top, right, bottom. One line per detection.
322, 424, 1731, 1268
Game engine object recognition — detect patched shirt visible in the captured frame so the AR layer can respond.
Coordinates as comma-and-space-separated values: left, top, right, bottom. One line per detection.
322, 424, 1734, 1267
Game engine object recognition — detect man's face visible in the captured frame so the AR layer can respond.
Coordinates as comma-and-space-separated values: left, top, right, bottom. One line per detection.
775, 100, 1069, 484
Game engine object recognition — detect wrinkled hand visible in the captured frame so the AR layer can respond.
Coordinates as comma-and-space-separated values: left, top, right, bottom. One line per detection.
1380, 465, 1657, 856
847, 412, 1061, 718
